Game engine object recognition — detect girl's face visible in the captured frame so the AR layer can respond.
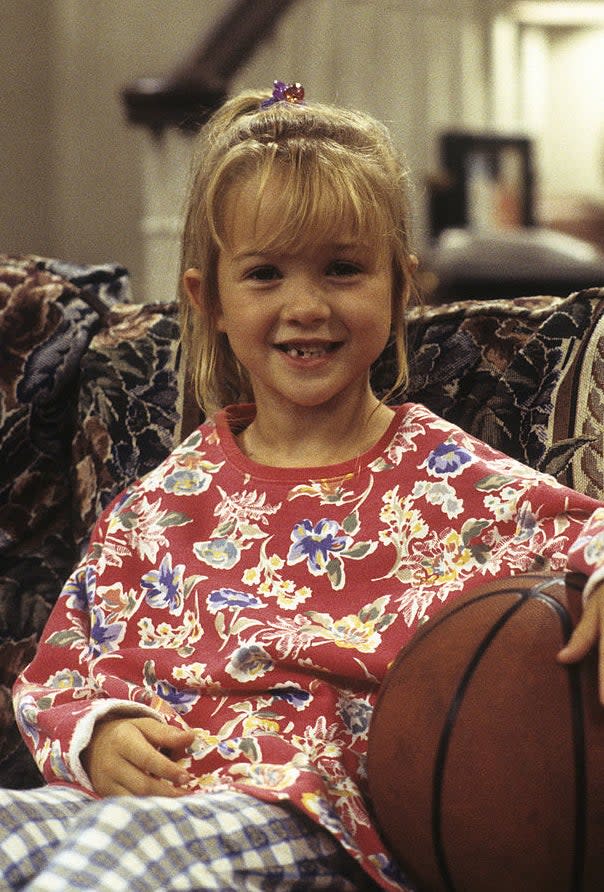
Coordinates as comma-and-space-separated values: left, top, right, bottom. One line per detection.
209, 174, 394, 418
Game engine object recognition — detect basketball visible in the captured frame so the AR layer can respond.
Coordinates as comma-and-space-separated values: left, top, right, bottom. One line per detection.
367, 573, 604, 892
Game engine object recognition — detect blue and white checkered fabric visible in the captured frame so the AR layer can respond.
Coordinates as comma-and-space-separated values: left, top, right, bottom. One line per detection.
0, 786, 377, 890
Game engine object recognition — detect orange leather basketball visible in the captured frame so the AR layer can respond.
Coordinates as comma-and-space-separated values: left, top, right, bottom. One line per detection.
367, 573, 604, 892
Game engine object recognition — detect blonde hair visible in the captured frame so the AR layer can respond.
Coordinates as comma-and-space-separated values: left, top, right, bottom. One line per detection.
179, 89, 417, 417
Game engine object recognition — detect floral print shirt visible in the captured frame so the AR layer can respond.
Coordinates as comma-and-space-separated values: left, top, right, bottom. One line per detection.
14, 403, 604, 891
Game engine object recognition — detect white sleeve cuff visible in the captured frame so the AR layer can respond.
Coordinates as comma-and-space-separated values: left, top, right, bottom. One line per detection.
581, 565, 604, 606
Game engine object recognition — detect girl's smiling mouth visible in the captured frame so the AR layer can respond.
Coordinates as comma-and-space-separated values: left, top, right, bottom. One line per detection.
275, 341, 342, 359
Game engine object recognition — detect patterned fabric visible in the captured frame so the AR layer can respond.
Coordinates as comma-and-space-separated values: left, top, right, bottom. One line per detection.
13, 404, 604, 890
1, 249, 604, 795
72, 301, 180, 547
179, 290, 604, 499
402, 291, 604, 500
0, 255, 131, 788
0, 786, 374, 891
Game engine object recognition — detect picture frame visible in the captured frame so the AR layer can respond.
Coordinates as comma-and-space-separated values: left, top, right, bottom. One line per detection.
429, 131, 535, 239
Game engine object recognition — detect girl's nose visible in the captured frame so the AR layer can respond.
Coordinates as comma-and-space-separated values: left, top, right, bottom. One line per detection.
281, 279, 331, 324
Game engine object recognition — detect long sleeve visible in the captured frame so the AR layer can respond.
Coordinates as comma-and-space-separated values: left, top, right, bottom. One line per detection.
13, 510, 175, 790
565, 506, 604, 599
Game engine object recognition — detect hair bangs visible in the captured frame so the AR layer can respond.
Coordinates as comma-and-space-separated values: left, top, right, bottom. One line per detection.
211, 140, 393, 258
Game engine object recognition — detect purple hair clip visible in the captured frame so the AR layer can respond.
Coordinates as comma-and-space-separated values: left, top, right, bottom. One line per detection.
260, 80, 305, 109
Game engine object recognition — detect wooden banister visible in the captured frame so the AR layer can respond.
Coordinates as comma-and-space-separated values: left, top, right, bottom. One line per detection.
121, 0, 297, 134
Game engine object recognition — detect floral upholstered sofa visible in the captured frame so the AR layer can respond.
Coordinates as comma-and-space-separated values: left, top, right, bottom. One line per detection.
1, 252, 603, 789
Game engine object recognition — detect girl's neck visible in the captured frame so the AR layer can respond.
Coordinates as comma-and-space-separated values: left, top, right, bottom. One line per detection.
236, 394, 395, 468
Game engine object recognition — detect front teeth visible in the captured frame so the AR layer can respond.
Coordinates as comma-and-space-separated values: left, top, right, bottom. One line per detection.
285, 346, 327, 358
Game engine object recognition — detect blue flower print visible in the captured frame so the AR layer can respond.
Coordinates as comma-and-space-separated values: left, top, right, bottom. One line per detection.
337, 694, 373, 739
87, 607, 126, 659
64, 570, 88, 612
154, 680, 199, 715
370, 852, 413, 886
217, 738, 242, 759
16, 695, 40, 747
49, 740, 74, 783
47, 669, 87, 691
194, 538, 240, 569
287, 519, 352, 575
63, 564, 97, 612
514, 501, 539, 542
426, 441, 473, 477
207, 588, 264, 614
163, 469, 211, 495
270, 685, 311, 711
141, 553, 185, 616
226, 644, 274, 682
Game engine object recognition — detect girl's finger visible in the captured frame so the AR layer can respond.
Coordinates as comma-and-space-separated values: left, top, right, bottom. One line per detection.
557, 596, 600, 663
135, 719, 195, 751
133, 745, 193, 787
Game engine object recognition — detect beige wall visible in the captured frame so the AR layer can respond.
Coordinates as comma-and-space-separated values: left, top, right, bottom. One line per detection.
1, 0, 224, 294
0, 0, 491, 300
138, 0, 498, 302
543, 26, 604, 202
1, 2, 53, 256
2, 0, 604, 302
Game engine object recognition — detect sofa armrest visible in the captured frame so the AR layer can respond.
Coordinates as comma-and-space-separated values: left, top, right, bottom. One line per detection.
0, 253, 131, 787
73, 302, 180, 545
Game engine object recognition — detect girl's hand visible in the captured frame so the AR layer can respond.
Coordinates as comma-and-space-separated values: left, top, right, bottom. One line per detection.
558, 581, 604, 705
81, 716, 195, 797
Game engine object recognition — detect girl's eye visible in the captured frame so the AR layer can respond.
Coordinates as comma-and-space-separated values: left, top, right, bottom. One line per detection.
327, 260, 362, 277
247, 266, 281, 282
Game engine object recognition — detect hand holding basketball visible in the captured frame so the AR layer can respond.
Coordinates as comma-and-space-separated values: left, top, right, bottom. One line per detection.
558, 580, 604, 704
367, 573, 604, 892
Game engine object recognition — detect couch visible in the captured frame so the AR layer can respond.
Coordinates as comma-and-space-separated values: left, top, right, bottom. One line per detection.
1, 252, 603, 789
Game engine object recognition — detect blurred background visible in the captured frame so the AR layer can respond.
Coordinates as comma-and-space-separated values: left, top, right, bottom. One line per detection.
2, 0, 604, 303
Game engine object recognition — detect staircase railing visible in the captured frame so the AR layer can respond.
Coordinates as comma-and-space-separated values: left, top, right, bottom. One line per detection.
121, 0, 297, 134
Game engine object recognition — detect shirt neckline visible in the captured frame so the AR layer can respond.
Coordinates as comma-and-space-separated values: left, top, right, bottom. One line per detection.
213, 403, 406, 483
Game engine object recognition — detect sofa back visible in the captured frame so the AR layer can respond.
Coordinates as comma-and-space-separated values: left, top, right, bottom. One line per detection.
1, 253, 603, 786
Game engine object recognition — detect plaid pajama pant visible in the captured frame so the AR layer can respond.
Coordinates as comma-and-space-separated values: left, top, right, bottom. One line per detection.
0, 786, 378, 891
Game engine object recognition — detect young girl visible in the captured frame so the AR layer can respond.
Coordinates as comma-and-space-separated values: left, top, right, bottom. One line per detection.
2, 82, 603, 892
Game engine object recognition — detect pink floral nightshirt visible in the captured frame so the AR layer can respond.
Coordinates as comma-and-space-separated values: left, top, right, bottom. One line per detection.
14, 403, 604, 890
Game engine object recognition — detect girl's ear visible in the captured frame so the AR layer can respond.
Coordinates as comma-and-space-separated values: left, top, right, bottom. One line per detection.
183, 268, 203, 309
183, 267, 226, 331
